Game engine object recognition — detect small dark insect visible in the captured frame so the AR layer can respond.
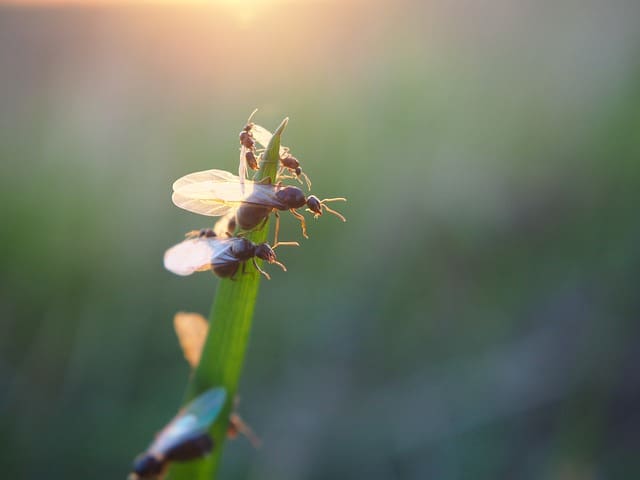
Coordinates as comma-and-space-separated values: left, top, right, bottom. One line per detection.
129, 387, 226, 480
251, 123, 312, 189
238, 109, 260, 181
164, 234, 295, 280
172, 169, 346, 239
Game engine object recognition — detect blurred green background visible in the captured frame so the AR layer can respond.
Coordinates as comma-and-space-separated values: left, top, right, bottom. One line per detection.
1, 1, 639, 478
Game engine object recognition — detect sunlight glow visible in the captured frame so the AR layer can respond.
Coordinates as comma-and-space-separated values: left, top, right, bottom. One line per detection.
0, 0, 279, 5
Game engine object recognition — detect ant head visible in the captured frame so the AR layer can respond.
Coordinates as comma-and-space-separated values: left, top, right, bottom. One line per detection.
305, 196, 347, 221
275, 186, 307, 209
306, 195, 323, 216
254, 243, 277, 263
132, 454, 164, 479
294, 167, 302, 176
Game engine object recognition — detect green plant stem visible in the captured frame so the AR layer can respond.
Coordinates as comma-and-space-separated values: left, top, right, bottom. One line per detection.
169, 117, 288, 480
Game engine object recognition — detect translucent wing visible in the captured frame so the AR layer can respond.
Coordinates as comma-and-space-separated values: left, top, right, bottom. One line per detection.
171, 192, 235, 217
171, 169, 287, 217
173, 169, 239, 192
163, 237, 236, 276
251, 124, 288, 156
148, 387, 227, 457
238, 143, 248, 186
174, 312, 209, 369
239, 108, 259, 183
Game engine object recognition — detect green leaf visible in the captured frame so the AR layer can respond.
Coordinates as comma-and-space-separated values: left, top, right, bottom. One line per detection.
169, 117, 288, 480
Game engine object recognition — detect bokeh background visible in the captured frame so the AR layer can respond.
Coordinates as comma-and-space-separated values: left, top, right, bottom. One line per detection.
1, 0, 639, 478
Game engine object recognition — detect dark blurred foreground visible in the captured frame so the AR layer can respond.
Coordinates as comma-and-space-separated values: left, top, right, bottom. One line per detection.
1, 1, 639, 479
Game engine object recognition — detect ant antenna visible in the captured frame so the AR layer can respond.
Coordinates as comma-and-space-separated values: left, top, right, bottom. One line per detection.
306, 198, 347, 222
244, 108, 258, 127
271, 259, 287, 272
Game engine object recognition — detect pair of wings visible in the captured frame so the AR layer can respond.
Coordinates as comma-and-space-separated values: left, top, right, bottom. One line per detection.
147, 387, 227, 458
238, 122, 288, 181
163, 236, 244, 276
172, 169, 285, 218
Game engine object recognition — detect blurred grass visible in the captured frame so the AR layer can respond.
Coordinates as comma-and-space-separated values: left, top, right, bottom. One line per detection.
0, 1, 639, 479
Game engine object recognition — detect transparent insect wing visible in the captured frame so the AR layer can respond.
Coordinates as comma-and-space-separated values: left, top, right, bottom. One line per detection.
251, 124, 288, 156
171, 192, 235, 217
164, 237, 234, 276
172, 169, 287, 216
148, 387, 227, 458
239, 145, 248, 179
174, 312, 209, 369
173, 169, 239, 193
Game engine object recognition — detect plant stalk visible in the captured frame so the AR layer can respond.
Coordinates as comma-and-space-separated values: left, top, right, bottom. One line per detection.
169, 117, 288, 480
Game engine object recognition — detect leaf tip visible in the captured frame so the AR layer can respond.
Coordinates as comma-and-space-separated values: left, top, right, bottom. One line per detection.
274, 117, 289, 137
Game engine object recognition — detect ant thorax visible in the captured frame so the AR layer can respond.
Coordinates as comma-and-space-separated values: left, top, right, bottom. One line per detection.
275, 186, 306, 209
230, 237, 256, 261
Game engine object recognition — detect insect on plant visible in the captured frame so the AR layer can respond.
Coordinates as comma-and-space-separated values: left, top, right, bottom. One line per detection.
173, 312, 262, 448
129, 387, 227, 480
171, 169, 346, 239
148, 114, 346, 479
163, 232, 296, 280
250, 122, 312, 190
238, 109, 259, 182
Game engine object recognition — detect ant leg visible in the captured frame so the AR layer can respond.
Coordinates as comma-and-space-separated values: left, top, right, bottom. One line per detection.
271, 212, 299, 248
289, 209, 309, 239
228, 413, 262, 449
242, 261, 250, 276
300, 171, 312, 190
272, 211, 281, 246
252, 258, 271, 280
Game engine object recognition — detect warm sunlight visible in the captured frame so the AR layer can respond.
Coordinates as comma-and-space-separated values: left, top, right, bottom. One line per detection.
1, 0, 282, 5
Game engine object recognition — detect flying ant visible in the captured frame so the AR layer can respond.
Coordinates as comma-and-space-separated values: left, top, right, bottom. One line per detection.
238, 109, 259, 182
164, 231, 296, 280
129, 387, 226, 480
250, 123, 312, 189
171, 169, 346, 239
